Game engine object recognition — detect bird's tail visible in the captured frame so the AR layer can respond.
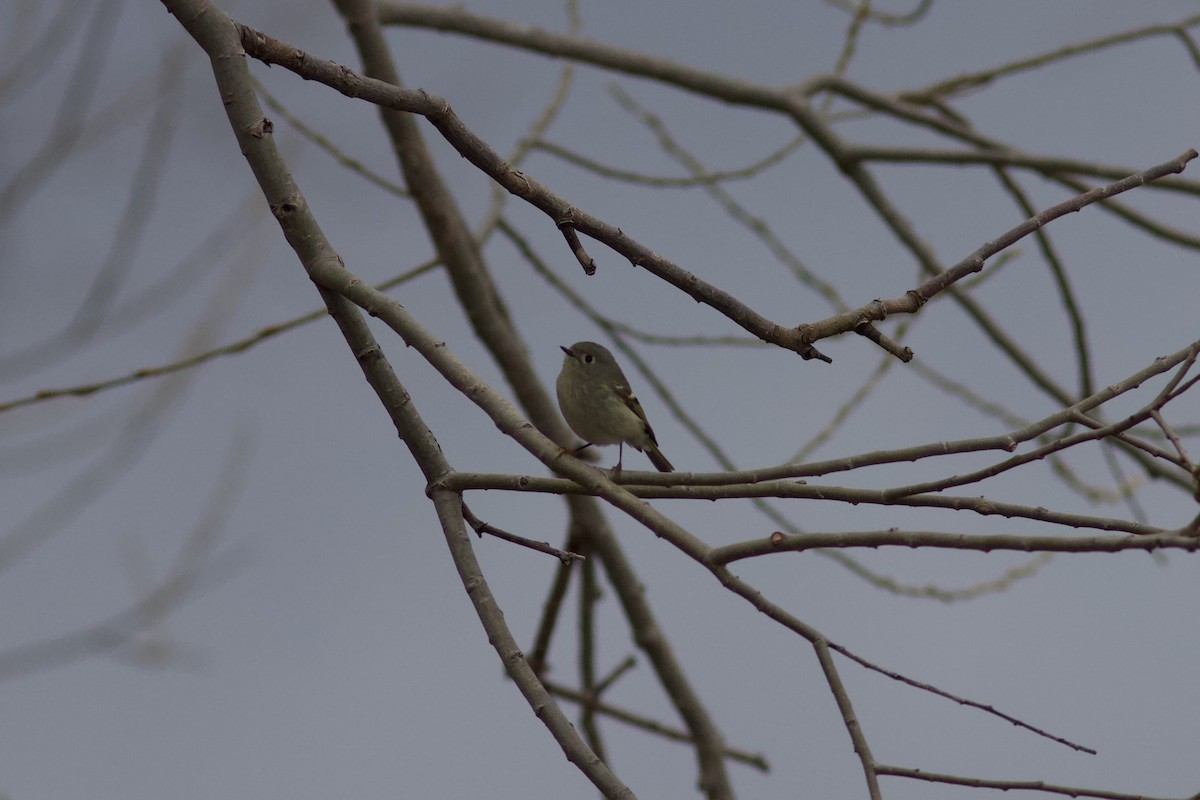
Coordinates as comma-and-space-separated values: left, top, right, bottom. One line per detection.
645, 442, 674, 472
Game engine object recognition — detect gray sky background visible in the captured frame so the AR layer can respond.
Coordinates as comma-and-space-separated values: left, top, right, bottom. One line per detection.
2, 1, 1199, 798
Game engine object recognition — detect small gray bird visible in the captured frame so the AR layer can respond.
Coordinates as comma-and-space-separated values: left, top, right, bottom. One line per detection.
556, 341, 674, 473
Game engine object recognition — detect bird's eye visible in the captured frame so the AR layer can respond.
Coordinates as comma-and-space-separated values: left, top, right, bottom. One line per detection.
583, 354, 594, 363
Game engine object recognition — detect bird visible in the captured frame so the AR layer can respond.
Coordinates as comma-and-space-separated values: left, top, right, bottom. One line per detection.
556, 341, 674, 473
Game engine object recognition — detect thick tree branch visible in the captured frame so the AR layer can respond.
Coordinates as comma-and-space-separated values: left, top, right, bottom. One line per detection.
158, 2, 633, 795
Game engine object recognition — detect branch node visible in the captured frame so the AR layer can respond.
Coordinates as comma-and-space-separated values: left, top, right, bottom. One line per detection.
905, 288, 928, 310
854, 320, 913, 362
792, 324, 833, 363
556, 216, 596, 275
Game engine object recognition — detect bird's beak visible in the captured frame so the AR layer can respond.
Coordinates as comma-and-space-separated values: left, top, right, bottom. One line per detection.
560, 345, 574, 358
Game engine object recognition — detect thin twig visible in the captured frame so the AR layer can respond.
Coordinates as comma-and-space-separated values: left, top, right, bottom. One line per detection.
876, 763, 1195, 799
543, 679, 771, 772
712, 530, 1200, 564
461, 502, 584, 563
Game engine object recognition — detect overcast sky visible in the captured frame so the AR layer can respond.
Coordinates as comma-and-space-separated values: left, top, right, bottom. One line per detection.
2, 1, 1199, 798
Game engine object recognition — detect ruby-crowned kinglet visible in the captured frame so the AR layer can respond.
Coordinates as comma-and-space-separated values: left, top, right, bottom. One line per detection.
556, 341, 674, 473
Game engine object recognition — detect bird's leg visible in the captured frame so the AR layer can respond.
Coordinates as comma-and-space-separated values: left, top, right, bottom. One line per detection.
571, 441, 595, 456
611, 442, 625, 477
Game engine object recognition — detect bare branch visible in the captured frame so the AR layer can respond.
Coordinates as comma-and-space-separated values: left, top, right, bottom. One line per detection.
461, 502, 583, 563
160, 2, 635, 795
814, 640, 881, 799
712, 530, 1200, 564
876, 764, 1194, 800
543, 679, 771, 772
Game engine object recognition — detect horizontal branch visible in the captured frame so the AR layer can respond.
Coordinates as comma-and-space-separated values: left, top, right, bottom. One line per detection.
877, 763, 1191, 800
377, 2, 787, 107
443, 472, 1166, 536
711, 530, 1200, 564
848, 145, 1200, 196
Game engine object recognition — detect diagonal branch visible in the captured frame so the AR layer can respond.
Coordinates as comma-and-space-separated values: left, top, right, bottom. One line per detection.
158, 2, 635, 796
237, 21, 1194, 369
329, 1, 735, 795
